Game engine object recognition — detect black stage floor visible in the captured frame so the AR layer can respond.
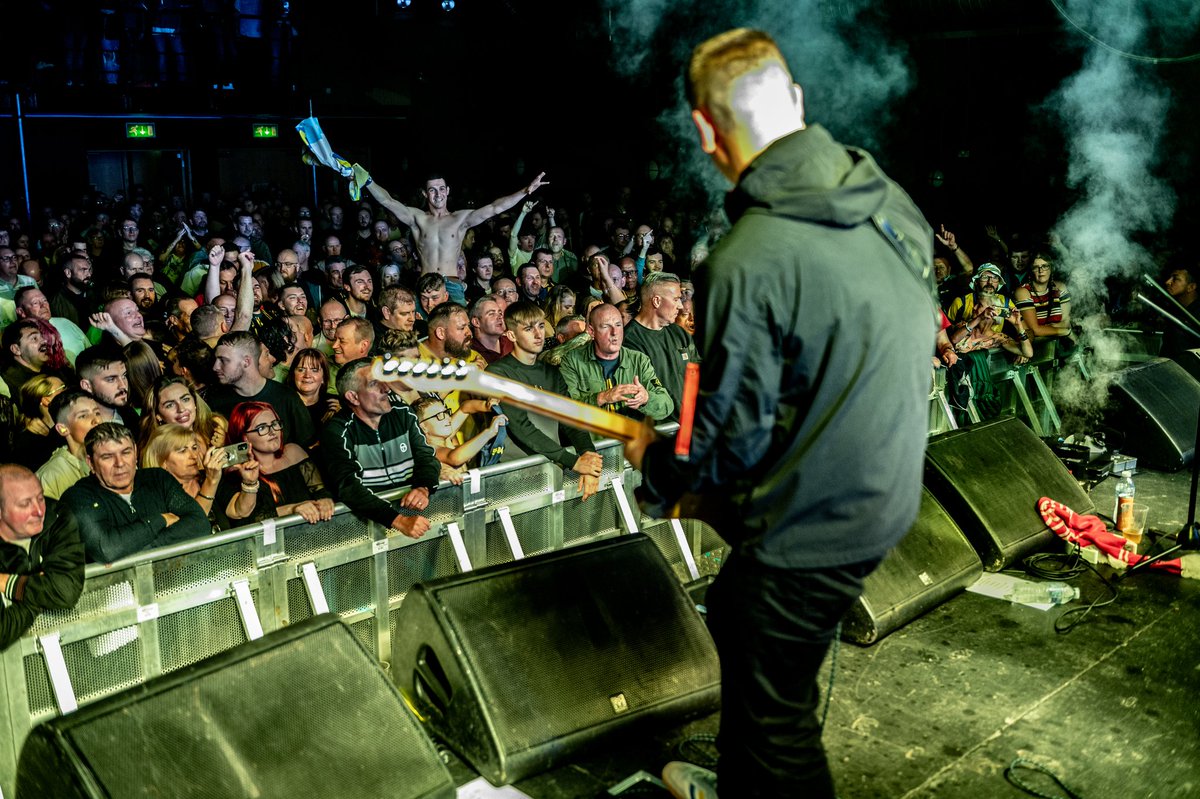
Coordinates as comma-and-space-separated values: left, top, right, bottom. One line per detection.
443, 466, 1200, 799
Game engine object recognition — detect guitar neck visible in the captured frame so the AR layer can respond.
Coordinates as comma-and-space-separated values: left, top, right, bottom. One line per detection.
474, 371, 646, 443
371, 357, 647, 443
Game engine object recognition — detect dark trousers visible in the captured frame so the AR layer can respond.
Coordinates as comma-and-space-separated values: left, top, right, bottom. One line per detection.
707, 552, 879, 798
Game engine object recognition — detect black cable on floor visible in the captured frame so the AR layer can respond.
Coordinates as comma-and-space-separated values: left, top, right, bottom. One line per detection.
1053, 555, 1119, 634
1021, 548, 1088, 580
676, 733, 718, 769
1004, 757, 1083, 799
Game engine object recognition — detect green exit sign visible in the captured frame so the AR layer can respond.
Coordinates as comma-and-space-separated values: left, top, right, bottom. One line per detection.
253, 125, 279, 139
126, 122, 157, 139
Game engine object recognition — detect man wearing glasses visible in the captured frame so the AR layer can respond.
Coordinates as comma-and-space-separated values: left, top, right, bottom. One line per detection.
0, 247, 37, 304
116, 219, 154, 268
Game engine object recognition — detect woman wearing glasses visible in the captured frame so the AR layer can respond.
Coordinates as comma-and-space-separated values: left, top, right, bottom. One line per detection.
217, 400, 334, 527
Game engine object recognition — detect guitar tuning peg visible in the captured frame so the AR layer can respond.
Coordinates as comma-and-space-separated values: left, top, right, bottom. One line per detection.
412, 361, 430, 376
381, 355, 400, 374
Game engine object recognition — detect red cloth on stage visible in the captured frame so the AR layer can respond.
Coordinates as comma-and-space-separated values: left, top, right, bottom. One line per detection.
1037, 497, 1181, 575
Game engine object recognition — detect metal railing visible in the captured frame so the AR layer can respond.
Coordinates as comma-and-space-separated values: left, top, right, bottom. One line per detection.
0, 432, 727, 796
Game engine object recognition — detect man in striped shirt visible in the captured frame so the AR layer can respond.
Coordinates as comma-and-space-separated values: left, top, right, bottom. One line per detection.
321, 358, 439, 538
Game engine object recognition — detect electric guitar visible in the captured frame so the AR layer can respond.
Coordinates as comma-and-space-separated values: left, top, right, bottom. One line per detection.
370, 355, 714, 525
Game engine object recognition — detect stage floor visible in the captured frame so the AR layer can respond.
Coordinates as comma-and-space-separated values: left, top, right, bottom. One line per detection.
441, 466, 1200, 798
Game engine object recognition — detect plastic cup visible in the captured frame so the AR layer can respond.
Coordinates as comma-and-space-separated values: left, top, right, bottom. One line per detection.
1122, 503, 1149, 545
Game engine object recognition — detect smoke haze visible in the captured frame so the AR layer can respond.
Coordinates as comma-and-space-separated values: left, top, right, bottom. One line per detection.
1046, 0, 1198, 428
604, 0, 913, 205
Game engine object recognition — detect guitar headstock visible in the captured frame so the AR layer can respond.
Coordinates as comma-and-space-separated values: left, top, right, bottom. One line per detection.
369, 355, 482, 393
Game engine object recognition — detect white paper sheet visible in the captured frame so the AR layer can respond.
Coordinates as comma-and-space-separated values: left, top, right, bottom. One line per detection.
965, 572, 1055, 611
456, 777, 532, 799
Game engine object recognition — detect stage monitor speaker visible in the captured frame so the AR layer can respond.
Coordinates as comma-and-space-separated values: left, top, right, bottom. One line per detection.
842, 487, 982, 645
16, 615, 456, 799
1108, 357, 1200, 470
924, 415, 1094, 571
1170, 349, 1200, 385
391, 533, 721, 786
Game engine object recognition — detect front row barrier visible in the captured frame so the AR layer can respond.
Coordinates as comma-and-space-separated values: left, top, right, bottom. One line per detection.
0, 429, 728, 797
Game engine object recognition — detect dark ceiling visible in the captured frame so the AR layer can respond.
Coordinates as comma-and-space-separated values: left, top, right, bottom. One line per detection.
2, 0, 1198, 242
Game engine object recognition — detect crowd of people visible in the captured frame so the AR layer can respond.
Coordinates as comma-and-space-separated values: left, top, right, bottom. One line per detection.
930, 225, 1079, 420
0, 171, 719, 650
0, 165, 1177, 647
4, 26, 1195, 797
0, 160, 1153, 648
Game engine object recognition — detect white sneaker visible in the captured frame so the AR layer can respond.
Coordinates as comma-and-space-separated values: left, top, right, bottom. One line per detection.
662, 760, 718, 799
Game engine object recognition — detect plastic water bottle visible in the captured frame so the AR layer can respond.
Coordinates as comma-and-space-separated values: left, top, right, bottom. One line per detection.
1113, 470, 1135, 533
1006, 581, 1080, 605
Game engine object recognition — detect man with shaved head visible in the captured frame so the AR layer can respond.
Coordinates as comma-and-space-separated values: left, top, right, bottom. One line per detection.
0, 463, 86, 651
625, 29, 937, 798
560, 302, 672, 423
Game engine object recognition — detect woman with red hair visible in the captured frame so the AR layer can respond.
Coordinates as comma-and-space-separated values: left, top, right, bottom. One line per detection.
216, 400, 334, 528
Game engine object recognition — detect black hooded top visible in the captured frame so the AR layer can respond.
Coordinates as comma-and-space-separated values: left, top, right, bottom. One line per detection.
641, 124, 936, 569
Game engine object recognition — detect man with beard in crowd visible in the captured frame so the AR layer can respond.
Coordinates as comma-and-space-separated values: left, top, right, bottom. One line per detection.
75, 345, 132, 426
208, 331, 316, 447
343, 264, 375, 321
49, 252, 95, 328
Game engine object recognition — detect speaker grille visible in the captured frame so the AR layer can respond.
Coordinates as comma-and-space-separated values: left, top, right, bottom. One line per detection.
924, 416, 1092, 570
430, 538, 717, 753
44, 619, 452, 799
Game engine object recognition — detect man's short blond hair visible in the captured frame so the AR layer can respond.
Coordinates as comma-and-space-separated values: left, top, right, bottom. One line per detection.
686, 28, 791, 129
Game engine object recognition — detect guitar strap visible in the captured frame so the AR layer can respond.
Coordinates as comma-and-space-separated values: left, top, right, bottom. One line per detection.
871, 211, 939, 316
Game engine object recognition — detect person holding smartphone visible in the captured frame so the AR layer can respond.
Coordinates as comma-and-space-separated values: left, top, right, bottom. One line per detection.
214, 401, 334, 528
141, 424, 238, 519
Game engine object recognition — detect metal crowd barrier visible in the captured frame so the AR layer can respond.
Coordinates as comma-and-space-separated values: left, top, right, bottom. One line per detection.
928, 339, 1075, 437
0, 432, 727, 797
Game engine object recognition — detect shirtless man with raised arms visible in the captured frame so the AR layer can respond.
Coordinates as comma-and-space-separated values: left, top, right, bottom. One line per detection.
354, 166, 547, 299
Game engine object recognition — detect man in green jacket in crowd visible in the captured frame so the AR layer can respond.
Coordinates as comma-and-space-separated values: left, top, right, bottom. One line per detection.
560, 303, 673, 423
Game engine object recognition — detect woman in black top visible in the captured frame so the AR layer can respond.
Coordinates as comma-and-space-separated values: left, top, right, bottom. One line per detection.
288, 348, 341, 432
216, 400, 334, 528
13, 374, 66, 471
